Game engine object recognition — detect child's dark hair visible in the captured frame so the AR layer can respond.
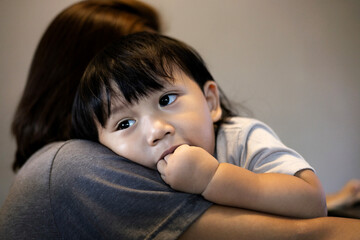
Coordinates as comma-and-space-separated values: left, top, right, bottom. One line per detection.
71, 32, 236, 141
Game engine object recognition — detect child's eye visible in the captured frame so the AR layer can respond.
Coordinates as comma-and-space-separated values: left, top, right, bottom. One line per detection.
116, 119, 136, 130
159, 94, 177, 107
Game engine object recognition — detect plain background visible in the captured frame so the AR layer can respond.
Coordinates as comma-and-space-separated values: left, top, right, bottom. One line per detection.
0, 0, 359, 206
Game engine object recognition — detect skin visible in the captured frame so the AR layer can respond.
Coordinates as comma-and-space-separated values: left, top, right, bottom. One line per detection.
326, 179, 360, 211
178, 205, 360, 240
97, 69, 326, 218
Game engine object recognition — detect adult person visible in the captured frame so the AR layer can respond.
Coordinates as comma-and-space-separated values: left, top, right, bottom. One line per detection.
1, 0, 359, 239
10, 0, 161, 171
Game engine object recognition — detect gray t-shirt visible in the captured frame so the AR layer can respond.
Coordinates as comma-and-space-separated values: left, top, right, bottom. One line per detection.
0, 140, 212, 240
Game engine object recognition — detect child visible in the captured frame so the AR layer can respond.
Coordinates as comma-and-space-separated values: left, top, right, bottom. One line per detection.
72, 32, 327, 218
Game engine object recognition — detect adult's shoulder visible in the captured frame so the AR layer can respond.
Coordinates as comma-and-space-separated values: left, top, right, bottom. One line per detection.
51, 139, 139, 168
49, 140, 212, 239
15, 140, 109, 176
50, 139, 167, 190
54, 139, 113, 156
1, 140, 212, 239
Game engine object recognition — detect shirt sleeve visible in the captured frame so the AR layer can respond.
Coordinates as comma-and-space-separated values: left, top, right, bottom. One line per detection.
240, 119, 314, 175
50, 140, 212, 240
216, 117, 314, 175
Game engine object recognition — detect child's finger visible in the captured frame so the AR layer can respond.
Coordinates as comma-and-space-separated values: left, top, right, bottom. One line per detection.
157, 159, 167, 176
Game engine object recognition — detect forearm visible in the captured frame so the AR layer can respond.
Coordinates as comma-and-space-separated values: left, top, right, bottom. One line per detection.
179, 205, 360, 240
326, 179, 360, 211
327, 193, 346, 211
202, 163, 326, 218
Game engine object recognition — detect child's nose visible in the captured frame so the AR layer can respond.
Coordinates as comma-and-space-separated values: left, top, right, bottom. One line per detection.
145, 116, 174, 146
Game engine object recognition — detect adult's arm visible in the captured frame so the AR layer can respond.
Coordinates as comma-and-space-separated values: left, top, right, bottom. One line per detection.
326, 179, 360, 211
179, 205, 360, 240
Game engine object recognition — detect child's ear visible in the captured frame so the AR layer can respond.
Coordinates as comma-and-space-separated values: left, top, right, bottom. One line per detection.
203, 81, 222, 122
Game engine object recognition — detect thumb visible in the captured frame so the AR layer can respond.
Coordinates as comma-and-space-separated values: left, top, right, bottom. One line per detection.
157, 159, 167, 181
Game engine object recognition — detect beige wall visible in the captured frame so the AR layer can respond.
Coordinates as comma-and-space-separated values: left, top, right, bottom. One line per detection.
1, 0, 359, 205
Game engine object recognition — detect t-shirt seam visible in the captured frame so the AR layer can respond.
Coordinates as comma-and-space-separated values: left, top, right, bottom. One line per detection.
173, 197, 213, 239
147, 195, 213, 240
47, 140, 78, 240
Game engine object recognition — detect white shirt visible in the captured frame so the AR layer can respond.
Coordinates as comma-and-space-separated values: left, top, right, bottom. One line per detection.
215, 117, 314, 175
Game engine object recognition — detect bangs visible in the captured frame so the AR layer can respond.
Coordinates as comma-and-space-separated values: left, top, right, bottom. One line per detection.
87, 50, 180, 127
106, 56, 177, 106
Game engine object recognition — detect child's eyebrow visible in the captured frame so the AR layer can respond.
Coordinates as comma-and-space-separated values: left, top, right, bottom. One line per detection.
109, 101, 127, 118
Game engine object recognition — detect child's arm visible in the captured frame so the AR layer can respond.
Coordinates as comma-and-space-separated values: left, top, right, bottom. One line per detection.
202, 161, 326, 218
157, 144, 327, 218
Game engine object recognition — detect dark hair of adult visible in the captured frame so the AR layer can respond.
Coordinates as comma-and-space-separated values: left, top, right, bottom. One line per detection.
71, 32, 236, 142
11, 0, 161, 171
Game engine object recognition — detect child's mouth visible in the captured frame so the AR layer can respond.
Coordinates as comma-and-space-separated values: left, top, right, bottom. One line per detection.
159, 144, 182, 161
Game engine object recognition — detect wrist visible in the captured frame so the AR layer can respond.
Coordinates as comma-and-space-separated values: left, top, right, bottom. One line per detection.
201, 162, 221, 196
190, 147, 220, 194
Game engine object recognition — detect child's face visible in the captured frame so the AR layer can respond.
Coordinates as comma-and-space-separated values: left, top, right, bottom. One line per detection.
97, 70, 222, 169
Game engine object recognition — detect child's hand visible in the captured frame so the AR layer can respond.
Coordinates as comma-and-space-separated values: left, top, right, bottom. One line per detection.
157, 144, 219, 194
